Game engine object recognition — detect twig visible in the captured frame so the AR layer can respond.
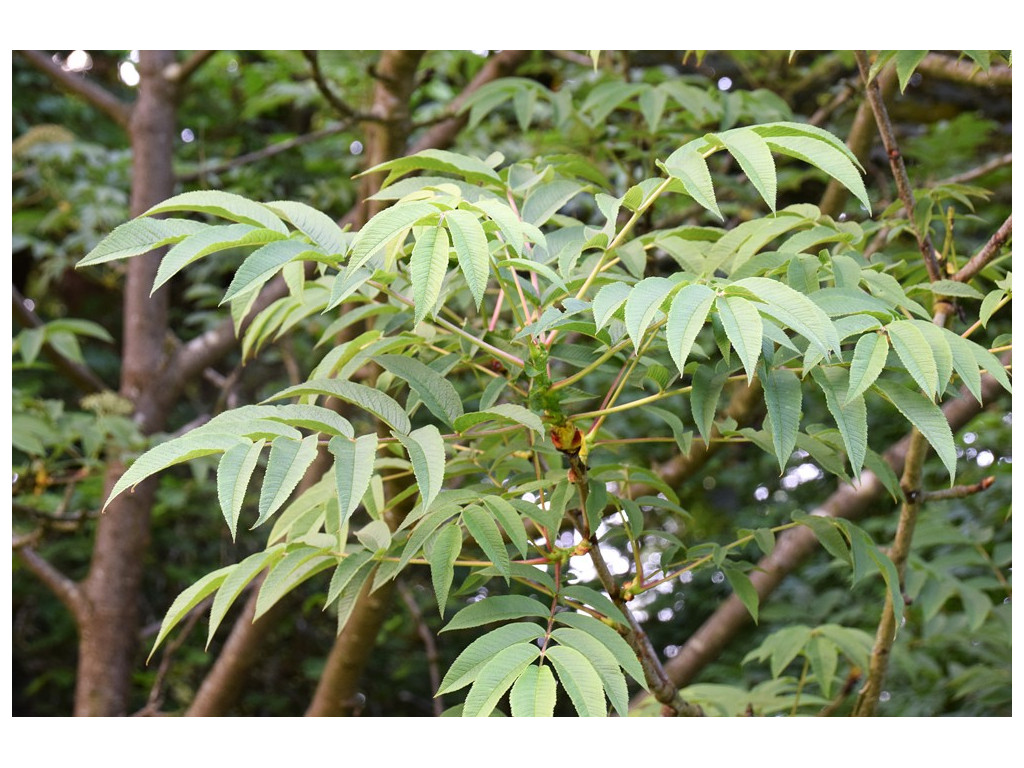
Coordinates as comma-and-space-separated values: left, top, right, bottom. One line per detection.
164, 50, 217, 84
918, 476, 996, 502
397, 580, 445, 716
14, 545, 87, 623
953, 215, 1012, 283
915, 53, 1012, 88
938, 153, 1012, 186
18, 50, 132, 128
855, 51, 941, 282
302, 51, 373, 122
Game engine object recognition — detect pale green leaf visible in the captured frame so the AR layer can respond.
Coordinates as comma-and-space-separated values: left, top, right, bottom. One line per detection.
811, 367, 868, 478
846, 332, 890, 405
267, 379, 411, 434
733, 276, 840, 357
462, 643, 541, 717
325, 550, 375, 608
78, 218, 208, 267
409, 225, 450, 324
207, 546, 285, 646
592, 281, 631, 332
917, 279, 985, 300
551, 628, 629, 716
438, 623, 546, 695
430, 522, 463, 617
715, 127, 777, 211
941, 329, 983, 403
895, 50, 929, 92
909, 320, 953, 396
328, 433, 378, 526
143, 190, 288, 233
968, 341, 1011, 395
722, 567, 760, 624
625, 276, 675, 352
887, 320, 939, 398
760, 365, 801, 473
553, 612, 647, 689
266, 199, 346, 254
154, 224, 286, 293
690, 364, 728, 445
873, 379, 957, 483
804, 634, 839, 699
258, 554, 335, 617
716, 295, 762, 383
763, 135, 871, 212
254, 434, 320, 528
481, 496, 529, 559
395, 425, 446, 513
545, 645, 607, 717
522, 180, 584, 227
462, 505, 511, 581
335, 563, 376, 634
149, 565, 234, 661
979, 289, 1007, 327
221, 239, 310, 303
442, 595, 551, 633
264, 404, 354, 438
216, 439, 266, 540
375, 354, 464, 429
347, 201, 438, 275
662, 143, 722, 220
666, 283, 715, 377
560, 585, 628, 626
509, 663, 557, 717
364, 148, 503, 189
445, 208, 490, 309
454, 403, 544, 436
355, 518, 391, 552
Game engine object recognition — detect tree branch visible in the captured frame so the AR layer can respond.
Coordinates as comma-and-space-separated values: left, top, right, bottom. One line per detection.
15, 545, 88, 624
938, 153, 1012, 186
18, 50, 132, 129
916, 53, 1012, 88
918, 476, 996, 502
163, 50, 217, 85
302, 51, 371, 122
855, 51, 941, 282
953, 215, 1012, 283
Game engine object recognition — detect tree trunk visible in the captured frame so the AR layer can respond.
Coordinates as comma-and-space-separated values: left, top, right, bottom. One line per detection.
74, 50, 178, 716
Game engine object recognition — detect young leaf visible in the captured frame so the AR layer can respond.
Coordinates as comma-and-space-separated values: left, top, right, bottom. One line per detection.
78, 218, 208, 267
216, 439, 266, 540
438, 623, 546, 695
254, 548, 333, 619
509, 663, 557, 717
395, 425, 446, 514
560, 585, 628, 626
442, 595, 551, 632
760, 365, 801, 473
462, 505, 511, 581
143, 190, 288, 232
149, 565, 234, 661
666, 283, 715, 377
846, 332, 889, 405
625, 276, 675, 352
409, 225, 450, 324
335, 562, 377, 635
430, 522, 463, 617
716, 294, 762, 383
221, 239, 311, 303
154, 224, 284, 293
454, 404, 544, 436
462, 643, 541, 717
873, 379, 957, 484
267, 199, 346, 254
346, 201, 438, 276
661, 144, 722, 220
545, 645, 607, 717
592, 281, 631, 332
375, 354, 464, 429
715, 127, 777, 211
445, 208, 490, 309
328, 433, 378, 527
207, 546, 285, 646
762, 135, 871, 212
254, 434, 320, 528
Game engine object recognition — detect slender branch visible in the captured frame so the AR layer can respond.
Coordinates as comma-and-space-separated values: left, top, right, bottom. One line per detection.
855, 51, 941, 282
163, 50, 217, 84
938, 153, 1012, 186
14, 545, 88, 623
915, 53, 1012, 88
12, 284, 108, 393
18, 50, 132, 128
919, 476, 996, 502
302, 51, 372, 122
953, 215, 1012, 283
177, 122, 350, 182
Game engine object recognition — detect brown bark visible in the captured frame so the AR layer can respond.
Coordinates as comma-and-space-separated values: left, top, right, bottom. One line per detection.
74, 50, 178, 717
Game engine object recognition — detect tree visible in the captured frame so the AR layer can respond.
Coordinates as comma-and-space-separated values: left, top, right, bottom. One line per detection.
13, 50, 1011, 717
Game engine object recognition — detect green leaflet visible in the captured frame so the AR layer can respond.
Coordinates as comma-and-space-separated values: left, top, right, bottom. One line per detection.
429, 522, 463, 617
472, 197, 528, 257
553, 612, 647, 689
335, 562, 377, 635
462, 505, 511, 582
592, 281, 631, 331
690, 363, 729, 446
722, 566, 760, 624
895, 50, 929, 92
346, 201, 438, 276
221, 239, 311, 304
207, 546, 286, 646
760, 365, 801, 473
521, 179, 584, 227
873, 379, 957, 484
78, 218, 208, 267
216, 439, 266, 540
909, 320, 954, 396
661, 142, 722, 220
509, 663, 557, 717
325, 550, 375, 608
462, 643, 541, 717
445, 208, 490, 309
267, 379, 411, 434
254, 548, 333, 619
409, 225, 450, 324
968, 341, 1011, 395
846, 332, 890, 405
545, 645, 607, 717
811, 367, 868, 478
713, 127, 778, 212
363, 148, 503, 189
395, 425, 446, 514
438, 622, 547, 695
837, 521, 905, 630
328, 434, 378, 527
480, 496, 529, 558
454, 403, 545, 436
266, 199, 346, 254
666, 283, 715, 377
550, 628, 629, 716
264, 404, 353, 438
804, 634, 840, 698
375, 354, 464, 429
733, 276, 839, 357
762, 135, 871, 212
154, 224, 285, 293
254, 434, 320, 528
442, 594, 551, 633
941, 329, 983, 403
149, 564, 234, 661
143, 190, 288, 232
624, 276, 675, 352
355, 519, 391, 553
716, 294, 762, 383
745, 625, 813, 678
887, 320, 939, 398
560, 585, 628, 626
